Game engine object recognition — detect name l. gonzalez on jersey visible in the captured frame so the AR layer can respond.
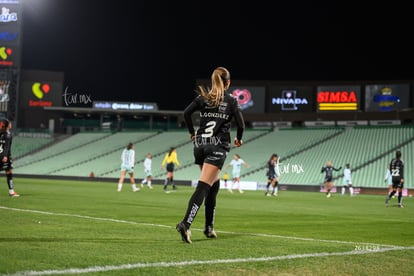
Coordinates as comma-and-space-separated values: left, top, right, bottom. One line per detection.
199, 111, 229, 120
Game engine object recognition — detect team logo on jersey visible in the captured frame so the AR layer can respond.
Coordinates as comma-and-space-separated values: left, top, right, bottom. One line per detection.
219, 102, 227, 113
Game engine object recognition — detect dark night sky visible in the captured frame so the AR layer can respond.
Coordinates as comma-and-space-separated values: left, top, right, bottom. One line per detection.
20, 0, 413, 111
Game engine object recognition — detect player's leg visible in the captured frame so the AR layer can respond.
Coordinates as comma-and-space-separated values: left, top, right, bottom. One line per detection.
118, 170, 127, 191
386, 185, 397, 206
129, 171, 139, 192
164, 171, 171, 190
326, 181, 332, 197
6, 169, 19, 197
204, 179, 220, 238
265, 177, 272, 196
147, 175, 153, 188
397, 187, 403, 208
272, 181, 278, 196
176, 164, 216, 243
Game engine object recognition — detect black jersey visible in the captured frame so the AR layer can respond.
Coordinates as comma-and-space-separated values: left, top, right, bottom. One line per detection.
183, 93, 245, 151
0, 129, 12, 159
267, 160, 276, 178
389, 158, 404, 183
0, 129, 12, 170
321, 165, 341, 182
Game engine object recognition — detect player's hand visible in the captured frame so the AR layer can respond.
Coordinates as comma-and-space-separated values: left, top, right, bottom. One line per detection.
234, 138, 242, 147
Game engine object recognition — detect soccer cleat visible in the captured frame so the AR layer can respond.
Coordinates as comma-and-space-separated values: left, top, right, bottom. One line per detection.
399, 204, 404, 208
176, 222, 192, 244
385, 198, 389, 207
148, 185, 153, 189
133, 188, 140, 192
326, 193, 331, 198
204, 226, 217, 238
239, 189, 244, 194
272, 193, 278, 197
140, 183, 144, 188
9, 192, 20, 197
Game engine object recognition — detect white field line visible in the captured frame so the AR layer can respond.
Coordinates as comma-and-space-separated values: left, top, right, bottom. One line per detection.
1, 206, 413, 276
5, 247, 414, 276
0, 206, 398, 247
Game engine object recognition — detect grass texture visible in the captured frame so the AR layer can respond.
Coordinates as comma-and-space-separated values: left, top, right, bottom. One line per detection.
0, 178, 413, 275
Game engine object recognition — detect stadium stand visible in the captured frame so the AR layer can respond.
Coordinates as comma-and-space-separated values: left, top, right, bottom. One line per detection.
13, 136, 54, 158
13, 126, 414, 190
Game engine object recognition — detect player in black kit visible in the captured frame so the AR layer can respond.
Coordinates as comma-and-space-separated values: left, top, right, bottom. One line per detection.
0, 119, 19, 197
385, 150, 404, 208
265, 153, 280, 196
176, 67, 245, 244
321, 160, 341, 198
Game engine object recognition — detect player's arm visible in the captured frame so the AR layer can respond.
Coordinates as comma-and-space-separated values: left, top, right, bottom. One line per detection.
160, 154, 167, 168
2, 133, 12, 161
183, 99, 200, 139
400, 162, 404, 183
232, 97, 245, 147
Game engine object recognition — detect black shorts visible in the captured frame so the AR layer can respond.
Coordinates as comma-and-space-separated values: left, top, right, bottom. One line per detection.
268, 174, 276, 181
166, 163, 174, 172
0, 159, 13, 171
193, 144, 228, 170
392, 181, 404, 189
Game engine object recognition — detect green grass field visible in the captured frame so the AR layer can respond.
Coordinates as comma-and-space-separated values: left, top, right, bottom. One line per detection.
1, 178, 413, 276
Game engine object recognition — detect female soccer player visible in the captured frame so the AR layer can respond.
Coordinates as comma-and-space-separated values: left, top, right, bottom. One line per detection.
176, 66, 245, 243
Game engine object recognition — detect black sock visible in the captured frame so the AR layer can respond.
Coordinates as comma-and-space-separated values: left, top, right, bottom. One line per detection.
205, 180, 220, 229
182, 181, 210, 228
398, 192, 402, 205
388, 191, 396, 199
164, 178, 170, 189
7, 173, 13, 190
